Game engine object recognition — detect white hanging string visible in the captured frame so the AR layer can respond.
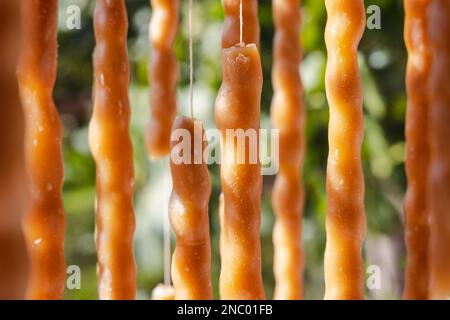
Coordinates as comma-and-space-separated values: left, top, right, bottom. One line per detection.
239, 0, 243, 44
189, 0, 194, 118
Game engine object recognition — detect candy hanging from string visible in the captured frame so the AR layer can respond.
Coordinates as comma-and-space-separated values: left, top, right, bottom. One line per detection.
428, 0, 450, 300
168, 0, 213, 299
323, 0, 367, 300
216, 0, 265, 299
146, 0, 180, 158
271, 0, 306, 300
17, 0, 66, 300
90, 0, 136, 300
403, 0, 432, 300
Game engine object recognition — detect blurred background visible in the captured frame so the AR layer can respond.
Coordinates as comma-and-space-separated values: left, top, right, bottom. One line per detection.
57, 0, 406, 299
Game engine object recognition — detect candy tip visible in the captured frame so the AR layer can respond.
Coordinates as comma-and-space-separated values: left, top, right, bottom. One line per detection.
224, 42, 258, 52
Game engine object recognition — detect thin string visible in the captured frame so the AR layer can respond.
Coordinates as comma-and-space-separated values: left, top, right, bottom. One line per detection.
163, 167, 171, 286
239, 0, 243, 44
189, 0, 194, 118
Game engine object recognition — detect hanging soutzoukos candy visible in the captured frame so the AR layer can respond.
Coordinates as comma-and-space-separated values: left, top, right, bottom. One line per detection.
17, 0, 66, 299
169, 117, 213, 300
403, 0, 432, 300
90, 0, 137, 300
147, 0, 180, 298
167, 0, 213, 299
215, 44, 265, 300
0, 0, 27, 300
323, 0, 367, 300
146, 0, 180, 158
428, 0, 450, 300
222, 0, 260, 48
216, 0, 264, 300
271, 0, 305, 300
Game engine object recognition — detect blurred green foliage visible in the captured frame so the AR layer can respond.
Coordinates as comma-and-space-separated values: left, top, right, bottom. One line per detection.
56, 0, 407, 299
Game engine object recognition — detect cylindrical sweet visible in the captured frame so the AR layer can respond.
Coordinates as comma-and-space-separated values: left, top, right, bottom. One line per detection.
0, 0, 27, 300
428, 0, 450, 300
222, 0, 260, 48
403, 0, 432, 300
323, 0, 367, 300
146, 0, 180, 158
17, 0, 66, 300
215, 44, 265, 299
90, 0, 136, 300
271, 0, 305, 300
169, 116, 212, 300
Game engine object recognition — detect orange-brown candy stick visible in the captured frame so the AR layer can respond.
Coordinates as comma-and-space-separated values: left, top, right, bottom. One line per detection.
271, 0, 305, 300
222, 0, 260, 48
169, 116, 213, 300
215, 44, 265, 299
428, 0, 450, 300
90, 0, 136, 300
146, 0, 180, 158
17, 0, 66, 300
217, 1, 260, 281
403, 0, 432, 300
323, 0, 366, 300
0, 0, 27, 300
